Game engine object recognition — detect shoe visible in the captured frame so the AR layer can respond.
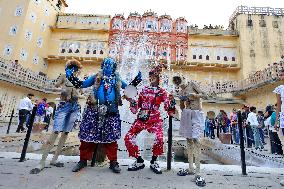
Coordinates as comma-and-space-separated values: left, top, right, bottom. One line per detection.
177, 169, 194, 176
150, 161, 162, 174
128, 160, 145, 171
195, 175, 206, 187
72, 161, 87, 172
109, 161, 121, 173
50, 162, 64, 167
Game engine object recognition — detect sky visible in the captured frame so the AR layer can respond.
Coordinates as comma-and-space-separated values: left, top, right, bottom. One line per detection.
65, 0, 284, 28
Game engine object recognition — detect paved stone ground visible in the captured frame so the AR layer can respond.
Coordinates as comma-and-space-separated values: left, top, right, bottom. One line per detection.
0, 152, 284, 189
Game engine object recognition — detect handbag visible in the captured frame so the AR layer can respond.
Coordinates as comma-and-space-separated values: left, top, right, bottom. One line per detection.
138, 109, 151, 122
137, 90, 158, 122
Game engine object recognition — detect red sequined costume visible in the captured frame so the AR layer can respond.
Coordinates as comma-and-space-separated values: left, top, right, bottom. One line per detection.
124, 86, 175, 158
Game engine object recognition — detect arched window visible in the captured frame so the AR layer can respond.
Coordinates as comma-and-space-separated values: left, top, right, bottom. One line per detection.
232, 57, 236, 61
93, 50, 96, 54
86, 50, 90, 54
100, 50, 104, 54
193, 55, 196, 59
217, 56, 220, 60
224, 56, 228, 61
199, 55, 202, 59
206, 55, 209, 60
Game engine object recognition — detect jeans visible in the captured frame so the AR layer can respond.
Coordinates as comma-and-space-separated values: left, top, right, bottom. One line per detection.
231, 125, 239, 144
258, 128, 265, 144
210, 127, 215, 139
251, 125, 263, 149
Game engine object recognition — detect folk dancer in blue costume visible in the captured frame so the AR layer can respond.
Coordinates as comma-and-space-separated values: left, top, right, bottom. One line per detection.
66, 57, 141, 173
30, 59, 82, 174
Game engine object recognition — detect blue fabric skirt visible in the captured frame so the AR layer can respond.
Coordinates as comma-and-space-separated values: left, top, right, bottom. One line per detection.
79, 106, 121, 143
53, 102, 80, 132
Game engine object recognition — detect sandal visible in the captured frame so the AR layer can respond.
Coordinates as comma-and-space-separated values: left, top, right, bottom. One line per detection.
30, 168, 42, 174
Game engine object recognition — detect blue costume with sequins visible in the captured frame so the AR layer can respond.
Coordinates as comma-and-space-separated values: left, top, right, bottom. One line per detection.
66, 58, 129, 143
67, 58, 143, 173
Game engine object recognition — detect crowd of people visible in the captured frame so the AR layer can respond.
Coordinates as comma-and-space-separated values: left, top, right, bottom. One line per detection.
16, 94, 54, 133
204, 104, 283, 155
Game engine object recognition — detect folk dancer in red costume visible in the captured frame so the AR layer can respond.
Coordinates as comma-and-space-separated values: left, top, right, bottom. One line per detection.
124, 64, 176, 174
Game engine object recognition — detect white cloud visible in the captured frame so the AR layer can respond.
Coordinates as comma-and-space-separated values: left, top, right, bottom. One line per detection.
65, 0, 284, 27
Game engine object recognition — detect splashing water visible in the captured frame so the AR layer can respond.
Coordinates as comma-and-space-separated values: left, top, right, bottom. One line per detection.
115, 33, 172, 160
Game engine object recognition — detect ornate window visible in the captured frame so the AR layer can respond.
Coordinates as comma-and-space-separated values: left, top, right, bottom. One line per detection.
259, 19, 266, 27
44, 6, 49, 16
193, 55, 196, 59
206, 55, 209, 60
224, 56, 228, 61
247, 15, 253, 27
128, 20, 135, 29
32, 55, 39, 65
113, 19, 122, 29
232, 57, 236, 61
9, 25, 18, 36
20, 49, 28, 61
33, 0, 41, 5
217, 56, 220, 60
161, 20, 171, 32
272, 21, 278, 28
199, 55, 202, 59
3, 45, 13, 56
15, 6, 23, 17
25, 30, 33, 41
60, 41, 67, 53
37, 37, 43, 48
41, 21, 46, 31
29, 12, 37, 23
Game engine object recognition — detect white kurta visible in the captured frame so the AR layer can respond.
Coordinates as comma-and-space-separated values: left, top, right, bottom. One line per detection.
179, 109, 204, 139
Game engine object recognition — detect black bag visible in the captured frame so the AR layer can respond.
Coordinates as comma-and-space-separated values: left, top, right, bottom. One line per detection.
137, 90, 158, 122
138, 110, 151, 122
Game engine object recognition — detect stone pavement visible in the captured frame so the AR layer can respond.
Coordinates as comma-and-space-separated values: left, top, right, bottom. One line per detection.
0, 152, 284, 189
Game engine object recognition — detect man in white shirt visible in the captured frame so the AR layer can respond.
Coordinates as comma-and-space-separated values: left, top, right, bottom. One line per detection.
246, 106, 264, 150
16, 94, 34, 133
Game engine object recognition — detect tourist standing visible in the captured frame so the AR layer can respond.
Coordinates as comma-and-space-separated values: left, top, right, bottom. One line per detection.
230, 108, 239, 144
257, 111, 266, 145
268, 105, 283, 155
34, 98, 48, 123
16, 94, 34, 133
44, 103, 54, 131
206, 111, 216, 139
246, 106, 263, 150
242, 105, 254, 148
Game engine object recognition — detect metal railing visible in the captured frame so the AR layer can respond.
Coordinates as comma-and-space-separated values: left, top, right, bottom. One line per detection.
230, 6, 284, 23
0, 58, 59, 93
0, 57, 284, 97
188, 28, 238, 36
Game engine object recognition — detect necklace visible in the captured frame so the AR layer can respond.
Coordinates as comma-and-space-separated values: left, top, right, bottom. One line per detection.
103, 75, 115, 90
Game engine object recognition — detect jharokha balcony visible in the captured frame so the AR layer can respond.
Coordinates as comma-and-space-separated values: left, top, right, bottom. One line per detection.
0, 57, 283, 97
